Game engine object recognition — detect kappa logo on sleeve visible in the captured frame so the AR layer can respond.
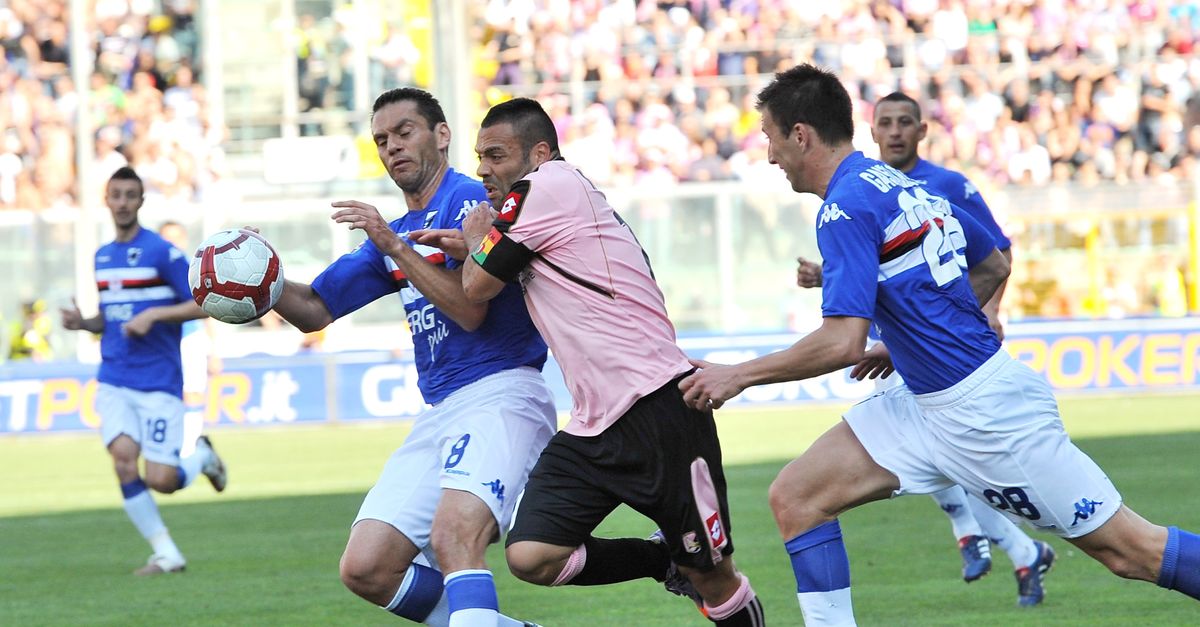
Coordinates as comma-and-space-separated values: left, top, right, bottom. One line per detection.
496, 180, 531, 224
817, 203, 851, 229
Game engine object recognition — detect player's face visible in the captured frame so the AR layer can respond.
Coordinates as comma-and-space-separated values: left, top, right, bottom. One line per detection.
761, 110, 804, 193
371, 100, 450, 193
475, 123, 533, 207
105, 179, 143, 232
871, 101, 926, 172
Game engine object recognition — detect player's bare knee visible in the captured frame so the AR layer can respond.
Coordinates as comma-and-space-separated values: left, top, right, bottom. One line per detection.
339, 551, 392, 603
768, 475, 821, 528
504, 543, 558, 585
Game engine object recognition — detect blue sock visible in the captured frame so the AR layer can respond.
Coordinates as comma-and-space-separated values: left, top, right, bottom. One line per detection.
445, 569, 499, 625
785, 520, 856, 624
1157, 526, 1200, 600
785, 520, 851, 593
385, 562, 444, 621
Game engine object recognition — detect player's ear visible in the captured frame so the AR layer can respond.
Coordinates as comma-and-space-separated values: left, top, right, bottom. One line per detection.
436, 121, 451, 151
917, 120, 928, 142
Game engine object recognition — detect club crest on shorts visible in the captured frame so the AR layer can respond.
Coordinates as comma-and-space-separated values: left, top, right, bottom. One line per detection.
682, 531, 702, 554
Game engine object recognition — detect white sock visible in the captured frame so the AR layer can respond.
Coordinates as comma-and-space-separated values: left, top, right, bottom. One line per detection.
178, 446, 210, 489
797, 589, 857, 626
967, 496, 1038, 568
930, 486, 982, 539
121, 481, 182, 560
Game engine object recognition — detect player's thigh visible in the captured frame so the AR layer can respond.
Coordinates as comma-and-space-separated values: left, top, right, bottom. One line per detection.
842, 387, 948, 497
771, 420, 900, 531
435, 369, 557, 537
928, 360, 1122, 538
355, 415, 445, 550
505, 431, 622, 550
131, 389, 186, 467
598, 380, 736, 573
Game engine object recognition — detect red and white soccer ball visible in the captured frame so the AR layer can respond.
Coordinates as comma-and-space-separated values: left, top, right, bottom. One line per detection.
189, 229, 284, 324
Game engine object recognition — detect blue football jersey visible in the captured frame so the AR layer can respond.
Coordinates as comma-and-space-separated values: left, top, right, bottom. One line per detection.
907, 158, 1011, 251
94, 228, 193, 396
818, 152, 1001, 393
312, 168, 548, 405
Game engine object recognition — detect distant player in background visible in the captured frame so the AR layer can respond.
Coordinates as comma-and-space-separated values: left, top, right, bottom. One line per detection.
681, 64, 1200, 625
794, 92, 1048, 605
267, 88, 555, 627
458, 98, 764, 626
157, 220, 221, 456
60, 167, 227, 576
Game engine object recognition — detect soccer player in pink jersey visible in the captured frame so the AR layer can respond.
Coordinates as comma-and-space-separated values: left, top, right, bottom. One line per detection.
458, 98, 764, 626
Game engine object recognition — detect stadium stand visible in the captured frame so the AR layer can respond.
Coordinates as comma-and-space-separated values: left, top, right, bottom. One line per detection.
0, 0, 222, 210
470, 0, 1200, 189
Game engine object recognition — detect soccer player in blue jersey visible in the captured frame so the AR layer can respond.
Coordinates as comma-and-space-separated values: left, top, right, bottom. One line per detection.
794, 91, 1051, 605
680, 64, 1200, 624
60, 167, 227, 576
266, 87, 554, 627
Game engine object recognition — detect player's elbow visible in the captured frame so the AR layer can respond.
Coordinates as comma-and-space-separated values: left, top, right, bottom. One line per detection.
836, 337, 866, 366
462, 277, 498, 304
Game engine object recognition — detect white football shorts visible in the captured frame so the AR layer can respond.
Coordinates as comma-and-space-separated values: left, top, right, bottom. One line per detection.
354, 366, 557, 549
844, 350, 1122, 539
96, 383, 187, 466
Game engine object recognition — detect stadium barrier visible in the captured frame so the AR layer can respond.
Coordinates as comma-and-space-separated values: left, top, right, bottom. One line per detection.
3, 317, 1199, 435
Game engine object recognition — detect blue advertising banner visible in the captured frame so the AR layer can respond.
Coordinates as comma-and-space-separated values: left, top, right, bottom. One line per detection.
3, 317, 1199, 435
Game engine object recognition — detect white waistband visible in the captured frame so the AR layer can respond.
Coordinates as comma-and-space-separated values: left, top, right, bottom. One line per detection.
912, 349, 1010, 410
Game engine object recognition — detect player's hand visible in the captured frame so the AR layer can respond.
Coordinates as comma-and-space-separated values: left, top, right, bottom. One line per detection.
409, 228, 469, 261
331, 200, 399, 254
678, 358, 743, 411
123, 309, 158, 338
796, 256, 823, 288
462, 202, 498, 244
60, 298, 84, 330
850, 343, 894, 381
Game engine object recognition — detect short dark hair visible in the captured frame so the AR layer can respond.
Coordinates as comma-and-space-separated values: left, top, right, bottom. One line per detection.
756, 64, 854, 146
875, 91, 922, 121
371, 87, 447, 129
480, 97, 560, 155
108, 166, 143, 193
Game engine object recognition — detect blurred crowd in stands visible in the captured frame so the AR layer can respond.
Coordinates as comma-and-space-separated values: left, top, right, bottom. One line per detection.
0, 0, 225, 211
473, 0, 1200, 190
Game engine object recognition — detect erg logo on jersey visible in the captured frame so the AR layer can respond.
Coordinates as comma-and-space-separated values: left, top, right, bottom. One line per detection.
817, 203, 851, 228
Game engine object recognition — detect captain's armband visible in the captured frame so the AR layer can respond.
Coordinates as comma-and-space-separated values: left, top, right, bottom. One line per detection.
470, 227, 534, 282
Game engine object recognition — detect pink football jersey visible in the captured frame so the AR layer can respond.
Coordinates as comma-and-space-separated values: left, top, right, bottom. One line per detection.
501, 160, 691, 435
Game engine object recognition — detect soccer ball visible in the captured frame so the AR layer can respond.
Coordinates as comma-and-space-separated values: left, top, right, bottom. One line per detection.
189, 229, 285, 324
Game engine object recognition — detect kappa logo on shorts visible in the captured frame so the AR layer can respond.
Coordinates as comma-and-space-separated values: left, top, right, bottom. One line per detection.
1070, 498, 1104, 526
482, 479, 505, 504
705, 512, 727, 548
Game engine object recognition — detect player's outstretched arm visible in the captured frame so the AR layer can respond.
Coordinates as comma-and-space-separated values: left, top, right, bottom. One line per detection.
273, 280, 335, 333
408, 228, 468, 261
331, 200, 487, 331
679, 316, 872, 411
124, 300, 207, 337
60, 298, 103, 334
461, 203, 508, 303
968, 248, 1010, 312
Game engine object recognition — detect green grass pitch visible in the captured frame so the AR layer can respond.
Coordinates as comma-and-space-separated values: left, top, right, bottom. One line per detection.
2, 394, 1198, 625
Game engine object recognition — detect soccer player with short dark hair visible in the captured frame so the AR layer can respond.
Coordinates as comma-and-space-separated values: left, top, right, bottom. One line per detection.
458, 97, 764, 626
681, 63, 1200, 625
267, 87, 554, 627
795, 90, 1050, 606
61, 166, 226, 576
